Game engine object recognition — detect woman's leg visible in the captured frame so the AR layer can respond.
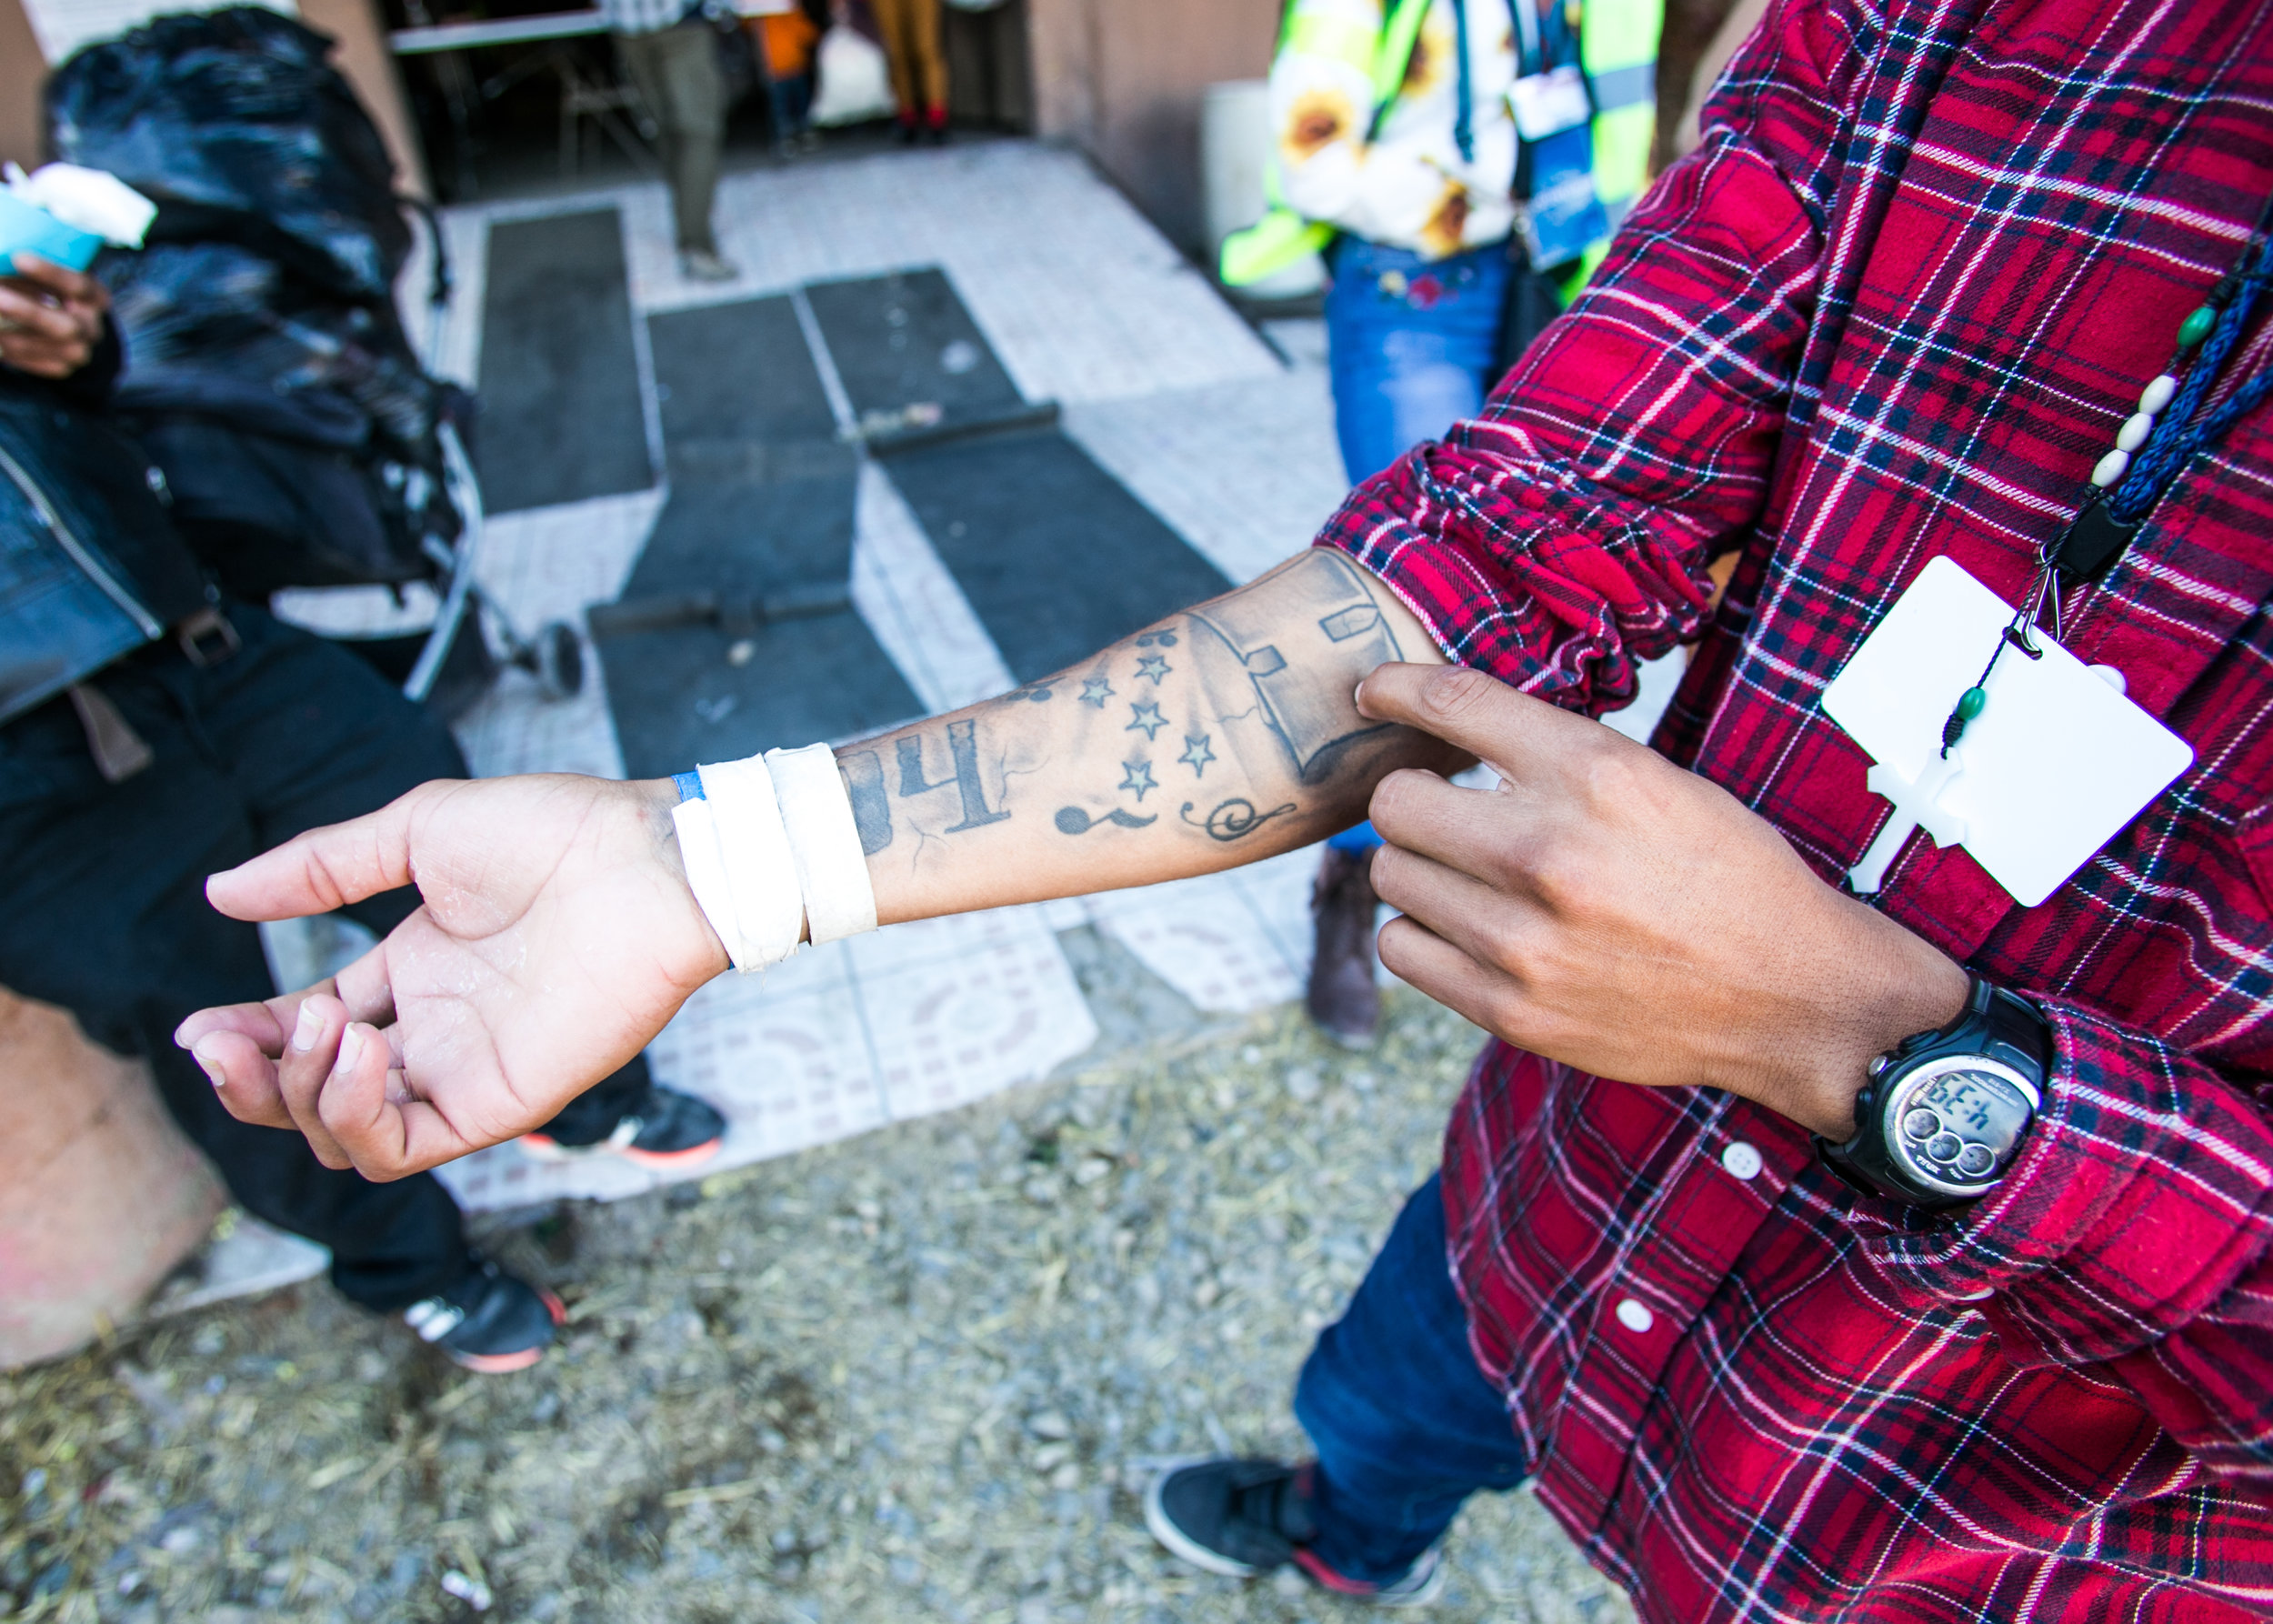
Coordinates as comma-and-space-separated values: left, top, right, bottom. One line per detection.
868, 0, 920, 125
1324, 237, 1516, 484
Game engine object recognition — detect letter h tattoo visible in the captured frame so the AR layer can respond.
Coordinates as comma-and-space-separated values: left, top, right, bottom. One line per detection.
896, 717, 1011, 832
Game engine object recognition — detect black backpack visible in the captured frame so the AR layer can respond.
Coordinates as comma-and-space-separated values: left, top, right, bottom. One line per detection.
45, 7, 461, 598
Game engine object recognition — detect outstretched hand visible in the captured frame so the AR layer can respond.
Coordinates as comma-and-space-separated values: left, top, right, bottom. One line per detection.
1355, 665, 1968, 1138
176, 775, 730, 1179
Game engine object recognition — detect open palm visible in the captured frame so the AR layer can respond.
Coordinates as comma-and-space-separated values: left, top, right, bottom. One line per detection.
176, 774, 730, 1179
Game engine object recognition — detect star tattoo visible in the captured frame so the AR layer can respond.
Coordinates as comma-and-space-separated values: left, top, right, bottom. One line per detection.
1079, 677, 1115, 708
1135, 654, 1172, 684
1126, 700, 1167, 739
1119, 759, 1157, 802
1178, 732, 1215, 777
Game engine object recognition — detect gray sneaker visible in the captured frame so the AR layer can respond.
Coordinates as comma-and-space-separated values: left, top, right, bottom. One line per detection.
681, 248, 739, 282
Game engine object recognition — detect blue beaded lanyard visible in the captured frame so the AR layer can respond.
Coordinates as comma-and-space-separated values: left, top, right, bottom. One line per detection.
1939, 192, 2273, 757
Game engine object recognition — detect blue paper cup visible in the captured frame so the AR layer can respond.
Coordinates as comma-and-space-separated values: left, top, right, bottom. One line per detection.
0, 191, 105, 273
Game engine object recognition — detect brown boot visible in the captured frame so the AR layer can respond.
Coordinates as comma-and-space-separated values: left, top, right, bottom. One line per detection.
1306, 846, 1379, 1048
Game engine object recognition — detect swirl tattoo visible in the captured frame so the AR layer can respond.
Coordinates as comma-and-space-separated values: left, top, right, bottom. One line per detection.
1180, 798, 1297, 841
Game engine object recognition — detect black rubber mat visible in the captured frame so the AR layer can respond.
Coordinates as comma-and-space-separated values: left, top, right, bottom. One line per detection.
595, 296, 922, 778
803, 268, 1024, 427
878, 426, 1231, 685
648, 294, 836, 454
476, 210, 652, 513
810, 267, 1232, 682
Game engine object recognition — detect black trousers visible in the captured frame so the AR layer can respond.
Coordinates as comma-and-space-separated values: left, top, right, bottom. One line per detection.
0, 607, 645, 1311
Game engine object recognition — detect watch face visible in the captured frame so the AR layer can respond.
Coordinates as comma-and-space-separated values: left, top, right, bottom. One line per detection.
1887, 1059, 2037, 1197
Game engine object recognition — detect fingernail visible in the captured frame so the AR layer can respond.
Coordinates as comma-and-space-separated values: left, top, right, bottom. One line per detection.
335, 1022, 365, 1075
292, 1001, 323, 1052
191, 1037, 225, 1089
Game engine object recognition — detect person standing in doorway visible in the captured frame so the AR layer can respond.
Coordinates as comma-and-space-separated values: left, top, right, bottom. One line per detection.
602, 0, 742, 281
869, 0, 948, 144
748, 0, 825, 153
1223, 0, 1659, 1046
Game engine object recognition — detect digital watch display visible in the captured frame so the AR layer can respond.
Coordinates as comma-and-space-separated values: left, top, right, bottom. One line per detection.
1876, 1056, 2039, 1200
1818, 977, 2051, 1209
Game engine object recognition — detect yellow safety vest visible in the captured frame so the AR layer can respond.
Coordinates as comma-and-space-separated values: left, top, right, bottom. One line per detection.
1220, 0, 1662, 294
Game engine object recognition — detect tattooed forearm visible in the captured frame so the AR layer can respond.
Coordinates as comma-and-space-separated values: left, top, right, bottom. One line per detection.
838, 550, 1459, 925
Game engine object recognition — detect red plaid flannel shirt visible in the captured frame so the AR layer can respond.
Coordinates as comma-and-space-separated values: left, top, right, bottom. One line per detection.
1318, 0, 2273, 1615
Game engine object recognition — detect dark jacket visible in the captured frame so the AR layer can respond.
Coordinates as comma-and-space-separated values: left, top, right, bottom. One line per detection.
0, 326, 212, 727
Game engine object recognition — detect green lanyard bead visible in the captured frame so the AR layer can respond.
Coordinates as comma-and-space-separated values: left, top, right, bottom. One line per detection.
2177, 304, 2218, 351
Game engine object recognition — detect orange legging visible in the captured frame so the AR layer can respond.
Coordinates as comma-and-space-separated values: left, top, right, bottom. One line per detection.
868, 0, 947, 118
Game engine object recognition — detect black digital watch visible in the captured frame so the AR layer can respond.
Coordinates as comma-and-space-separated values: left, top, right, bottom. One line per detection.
1817, 975, 2051, 1210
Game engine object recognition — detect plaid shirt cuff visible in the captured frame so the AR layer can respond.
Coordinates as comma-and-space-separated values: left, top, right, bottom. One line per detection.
1857, 1004, 2273, 1369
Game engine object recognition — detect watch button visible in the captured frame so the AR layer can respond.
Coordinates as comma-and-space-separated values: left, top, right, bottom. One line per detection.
1720, 1141, 1763, 1181
1614, 1298, 1655, 1335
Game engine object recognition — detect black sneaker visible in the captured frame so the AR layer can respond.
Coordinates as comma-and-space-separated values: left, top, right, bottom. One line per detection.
1145, 1457, 1447, 1606
519, 1086, 727, 1171
402, 1257, 566, 1374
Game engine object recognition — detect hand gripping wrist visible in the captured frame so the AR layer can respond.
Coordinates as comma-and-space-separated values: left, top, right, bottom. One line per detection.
669, 747, 876, 973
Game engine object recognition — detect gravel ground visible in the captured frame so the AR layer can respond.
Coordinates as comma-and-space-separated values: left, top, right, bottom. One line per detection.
1, 984, 1636, 1624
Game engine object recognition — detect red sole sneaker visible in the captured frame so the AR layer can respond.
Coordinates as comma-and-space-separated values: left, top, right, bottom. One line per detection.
442, 1287, 566, 1373
449, 1344, 546, 1374
619, 1138, 725, 1170
517, 1136, 724, 1169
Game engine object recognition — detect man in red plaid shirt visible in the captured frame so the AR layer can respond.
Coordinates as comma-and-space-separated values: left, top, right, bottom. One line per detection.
184, 0, 2270, 1614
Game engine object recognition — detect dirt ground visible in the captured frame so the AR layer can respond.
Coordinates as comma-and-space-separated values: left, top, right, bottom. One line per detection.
1, 991, 1637, 1624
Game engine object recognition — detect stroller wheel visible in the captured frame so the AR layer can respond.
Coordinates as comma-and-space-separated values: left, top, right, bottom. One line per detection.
534, 621, 585, 702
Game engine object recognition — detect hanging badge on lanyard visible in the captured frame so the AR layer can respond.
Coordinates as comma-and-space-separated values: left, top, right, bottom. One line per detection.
1515, 126, 1607, 268
1821, 556, 2192, 907
1507, 1, 1603, 267
1508, 65, 1590, 140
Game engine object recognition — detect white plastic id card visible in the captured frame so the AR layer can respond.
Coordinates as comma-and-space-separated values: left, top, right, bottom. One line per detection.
1508, 65, 1591, 141
1820, 556, 2193, 907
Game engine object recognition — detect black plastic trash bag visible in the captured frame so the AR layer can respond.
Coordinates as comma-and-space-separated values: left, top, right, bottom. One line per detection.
45, 8, 461, 597
45, 5, 409, 302
96, 238, 459, 592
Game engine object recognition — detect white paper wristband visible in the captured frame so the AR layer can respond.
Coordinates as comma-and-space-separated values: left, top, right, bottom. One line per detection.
696, 755, 806, 971
765, 743, 878, 944
669, 796, 756, 968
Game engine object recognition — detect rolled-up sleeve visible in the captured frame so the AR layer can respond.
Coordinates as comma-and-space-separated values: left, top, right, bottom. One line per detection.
1317, 0, 1871, 714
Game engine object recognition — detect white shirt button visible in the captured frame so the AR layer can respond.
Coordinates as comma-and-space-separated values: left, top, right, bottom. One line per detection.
1614, 1297, 1655, 1335
1720, 1141, 1764, 1181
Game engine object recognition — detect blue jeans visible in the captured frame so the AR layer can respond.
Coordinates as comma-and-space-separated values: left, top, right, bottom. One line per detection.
1294, 1174, 1534, 1584
1321, 236, 1510, 861
1324, 236, 1514, 486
